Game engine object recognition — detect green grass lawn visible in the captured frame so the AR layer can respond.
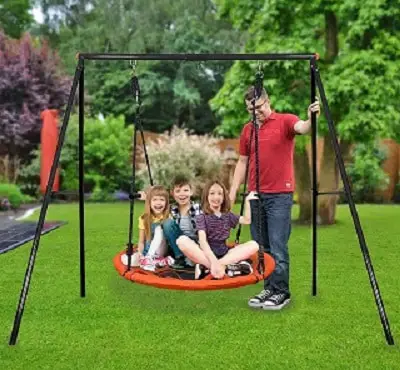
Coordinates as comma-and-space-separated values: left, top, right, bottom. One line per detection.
1, 202, 399, 369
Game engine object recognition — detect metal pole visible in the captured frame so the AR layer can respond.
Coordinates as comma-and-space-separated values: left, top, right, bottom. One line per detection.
80, 53, 316, 61
310, 58, 318, 296
9, 60, 83, 346
79, 59, 86, 297
314, 66, 394, 346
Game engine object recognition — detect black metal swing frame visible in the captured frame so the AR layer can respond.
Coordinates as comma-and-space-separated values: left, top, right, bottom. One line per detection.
8, 52, 395, 346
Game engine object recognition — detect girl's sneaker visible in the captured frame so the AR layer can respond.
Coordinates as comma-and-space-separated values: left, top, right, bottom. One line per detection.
139, 256, 156, 271
226, 261, 253, 277
194, 264, 209, 280
154, 256, 175, 268
121, 252, 140, 267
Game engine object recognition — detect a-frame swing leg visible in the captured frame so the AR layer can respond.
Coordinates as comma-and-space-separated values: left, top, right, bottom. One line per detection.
310, 59, 318, 296
79, 58, 86, 298
9, 59, 84, 346
314, 66, 395, 346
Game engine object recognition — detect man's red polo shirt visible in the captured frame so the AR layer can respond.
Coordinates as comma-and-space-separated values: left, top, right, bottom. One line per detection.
239, 112, 300, 193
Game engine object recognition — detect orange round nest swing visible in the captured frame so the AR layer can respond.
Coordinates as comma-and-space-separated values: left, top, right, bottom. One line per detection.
113, 242, 275, 291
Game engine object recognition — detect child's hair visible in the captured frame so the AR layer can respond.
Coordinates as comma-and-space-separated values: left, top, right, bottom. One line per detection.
141, 185, 170, 240
171, 175, 192, 190
201, 179, 231, 215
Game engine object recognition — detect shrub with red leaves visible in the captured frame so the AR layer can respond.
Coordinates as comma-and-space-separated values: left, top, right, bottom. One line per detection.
0, 31, 71, 162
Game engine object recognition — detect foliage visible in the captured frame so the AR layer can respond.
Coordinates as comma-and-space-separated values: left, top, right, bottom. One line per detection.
82, 115, 134, 198
37, 0, 239, 134
347, 142, 390, 203
0, 30, 71, 161
17, 149, 40, 197
136, 126, 223, 197
0, 182, 32, 209
394, 175, 400, 203
211, 0, 400, 143
0, 154, 22, 184
0, 0, 33, 38
18, 114, 134, 200
211, 0, 323, 138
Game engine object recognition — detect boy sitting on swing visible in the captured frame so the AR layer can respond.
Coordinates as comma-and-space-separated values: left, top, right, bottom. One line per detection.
137, 175, 202, 268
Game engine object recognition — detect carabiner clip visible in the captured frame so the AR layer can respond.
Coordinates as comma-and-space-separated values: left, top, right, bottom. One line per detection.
130, 60, 137, 76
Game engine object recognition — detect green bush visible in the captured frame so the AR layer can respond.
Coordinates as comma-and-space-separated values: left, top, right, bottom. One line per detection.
18, 150, 41, 197
18, 114, 135, 201
81, 114, 134, 197
137, 126, 223, 197
347, 142, 390, 203
0, 183, 32, 209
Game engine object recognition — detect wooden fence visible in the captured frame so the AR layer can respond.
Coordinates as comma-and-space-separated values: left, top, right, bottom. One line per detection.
136, 131, 400, 201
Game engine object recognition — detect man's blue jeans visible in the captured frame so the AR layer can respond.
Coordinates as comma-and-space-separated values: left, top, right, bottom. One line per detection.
250, 193, 293, 295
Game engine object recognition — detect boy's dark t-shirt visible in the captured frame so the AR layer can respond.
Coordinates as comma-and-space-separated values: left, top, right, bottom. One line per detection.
195, 212, 240, 256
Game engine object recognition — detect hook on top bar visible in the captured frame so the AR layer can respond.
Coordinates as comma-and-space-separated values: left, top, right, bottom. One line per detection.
130, 60, 137, 75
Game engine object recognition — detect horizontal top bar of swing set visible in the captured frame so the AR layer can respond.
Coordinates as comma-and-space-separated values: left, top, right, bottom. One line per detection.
78, 53, 319, 61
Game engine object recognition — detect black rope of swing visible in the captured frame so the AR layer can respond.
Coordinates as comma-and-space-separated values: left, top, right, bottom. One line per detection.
125, 63, 153, 272
254, 69, 265, 275
124, 61, 265, 276
235, 66, 265, 275
234, 125, 254, 244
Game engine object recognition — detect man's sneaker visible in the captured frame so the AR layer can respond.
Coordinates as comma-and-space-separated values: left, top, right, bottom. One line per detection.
139, 256, 156, 272
248, 289, 274, 308
226, 261, 253, 277
194, 264, 209, 280
263, 293, 291, 310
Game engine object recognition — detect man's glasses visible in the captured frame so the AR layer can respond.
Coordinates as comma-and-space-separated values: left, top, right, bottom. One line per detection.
246, 99, 267, 112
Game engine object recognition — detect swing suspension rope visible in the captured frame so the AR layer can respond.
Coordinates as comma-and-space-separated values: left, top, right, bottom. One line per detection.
126, 60, 153, 271
235, 64, 265, 275
111, 59, 277, 291
125, 60, 266, 276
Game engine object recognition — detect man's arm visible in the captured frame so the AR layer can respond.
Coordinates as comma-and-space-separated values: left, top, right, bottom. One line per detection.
229, 155, 248, 204
294, 98, 320, 135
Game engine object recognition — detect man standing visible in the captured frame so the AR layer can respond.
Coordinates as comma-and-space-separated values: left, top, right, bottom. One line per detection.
229, 86, 320, 310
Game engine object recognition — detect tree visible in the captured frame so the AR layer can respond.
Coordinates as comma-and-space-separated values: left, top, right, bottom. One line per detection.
0, 0, 33, 38
211, 0, 400, 224
36, 0, 239, 134
0, 31, 71, 182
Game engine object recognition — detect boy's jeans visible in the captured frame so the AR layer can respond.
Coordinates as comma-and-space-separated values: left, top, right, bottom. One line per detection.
250, 193, 293, 295
160, 219, 185, 258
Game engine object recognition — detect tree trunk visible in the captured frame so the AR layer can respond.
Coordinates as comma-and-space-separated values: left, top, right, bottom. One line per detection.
325, 11, 338, 61
318, 135, 339, 224
317, 10, 340, 225
294, 149, 312, 224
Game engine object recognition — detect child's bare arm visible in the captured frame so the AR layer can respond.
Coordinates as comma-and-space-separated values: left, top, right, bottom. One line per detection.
239, 191, 258, 225
137, 229, 146, 254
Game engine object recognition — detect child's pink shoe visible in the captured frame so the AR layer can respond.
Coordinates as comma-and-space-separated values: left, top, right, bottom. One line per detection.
154, 256, 175, 268
139, 256, 156, 271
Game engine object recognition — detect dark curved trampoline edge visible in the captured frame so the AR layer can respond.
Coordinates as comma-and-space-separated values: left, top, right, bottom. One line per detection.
0, 221, 67, 255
